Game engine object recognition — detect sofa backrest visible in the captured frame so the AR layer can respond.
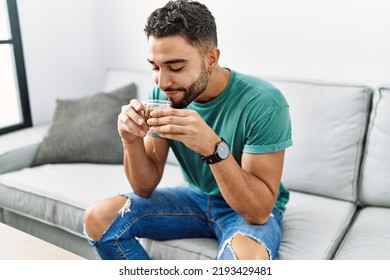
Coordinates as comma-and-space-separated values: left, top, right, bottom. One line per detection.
359, 87, 390, 207
271, 79, 373, 202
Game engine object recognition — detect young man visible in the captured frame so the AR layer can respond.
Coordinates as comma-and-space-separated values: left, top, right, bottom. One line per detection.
84, 0, 292, 260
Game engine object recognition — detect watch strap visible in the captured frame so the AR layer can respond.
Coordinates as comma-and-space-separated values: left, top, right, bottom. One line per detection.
201, 138, 228, 165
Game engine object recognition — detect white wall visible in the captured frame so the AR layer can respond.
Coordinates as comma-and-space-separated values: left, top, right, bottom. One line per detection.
17, 0, 104, 125
96, 0, 390, 86
17, 0, 390, 125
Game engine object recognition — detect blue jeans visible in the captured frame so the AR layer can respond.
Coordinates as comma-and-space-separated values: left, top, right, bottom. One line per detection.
85, 187, 283, 260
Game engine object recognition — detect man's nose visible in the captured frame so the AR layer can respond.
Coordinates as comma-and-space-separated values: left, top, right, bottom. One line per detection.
156, 70, 172, 90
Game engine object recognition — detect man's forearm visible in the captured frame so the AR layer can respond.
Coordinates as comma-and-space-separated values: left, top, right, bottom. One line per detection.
122, 139, 160, 197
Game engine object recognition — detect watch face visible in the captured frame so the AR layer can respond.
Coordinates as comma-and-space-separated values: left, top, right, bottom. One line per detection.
217, 141, 230, 159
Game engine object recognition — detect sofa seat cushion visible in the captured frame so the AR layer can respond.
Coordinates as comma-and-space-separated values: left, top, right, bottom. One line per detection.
334, 207, 390, 259
0, 163, 185, 237
278, 191, 356, 260
140, 238, 217, 260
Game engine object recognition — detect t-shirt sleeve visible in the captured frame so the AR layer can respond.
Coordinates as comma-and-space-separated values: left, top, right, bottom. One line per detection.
243, 105, 293, 154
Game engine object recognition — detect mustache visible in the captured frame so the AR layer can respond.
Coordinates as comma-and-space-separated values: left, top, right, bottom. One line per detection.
163, 87, 186, 92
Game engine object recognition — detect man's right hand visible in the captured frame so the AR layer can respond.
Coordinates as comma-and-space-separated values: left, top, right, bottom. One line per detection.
117, 99, 149, 144
117, 99, 169, 196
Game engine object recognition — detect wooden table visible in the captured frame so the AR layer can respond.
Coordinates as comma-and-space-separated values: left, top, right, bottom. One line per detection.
0, 222, 85, 260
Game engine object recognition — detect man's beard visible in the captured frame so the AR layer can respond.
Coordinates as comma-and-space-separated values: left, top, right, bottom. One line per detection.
165, 63, 209, 109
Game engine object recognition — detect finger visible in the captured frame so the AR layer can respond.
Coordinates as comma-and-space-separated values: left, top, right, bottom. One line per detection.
149, 123, 189, 136
117, 120, 130, 135
118, 109, 148, 136
118, 111, 131, 125
147, 114, 189, 127
148, 108, 194, 126
150, 130, 184, 142
123, 102, 145, 126
118, 118, 147, 138
129, 99, 144, 113
149, 108, 190, 118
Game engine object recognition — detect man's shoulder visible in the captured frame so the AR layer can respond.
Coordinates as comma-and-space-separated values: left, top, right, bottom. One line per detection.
231, 70, 287, 107
234, 71, 280, 94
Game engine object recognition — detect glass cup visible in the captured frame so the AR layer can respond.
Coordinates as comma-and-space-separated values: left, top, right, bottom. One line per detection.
142, 99, 172, 135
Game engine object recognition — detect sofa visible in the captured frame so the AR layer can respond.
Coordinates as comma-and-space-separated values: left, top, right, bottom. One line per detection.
0, 68, 389, 260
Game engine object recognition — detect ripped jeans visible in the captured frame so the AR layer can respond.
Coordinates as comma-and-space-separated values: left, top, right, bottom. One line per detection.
85, 187, 283, 260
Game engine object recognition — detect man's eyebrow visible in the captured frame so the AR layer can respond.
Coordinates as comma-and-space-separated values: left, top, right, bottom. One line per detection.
147, 58, 187, 65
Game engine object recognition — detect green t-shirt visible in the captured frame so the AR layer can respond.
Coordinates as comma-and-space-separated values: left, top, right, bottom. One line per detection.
150, 70, 292, 213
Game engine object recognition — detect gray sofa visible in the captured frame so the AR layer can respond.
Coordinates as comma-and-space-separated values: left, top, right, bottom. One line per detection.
1, 68, 389, 260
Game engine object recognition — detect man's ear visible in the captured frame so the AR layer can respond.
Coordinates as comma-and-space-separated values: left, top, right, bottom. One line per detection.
206, 47, 220, 70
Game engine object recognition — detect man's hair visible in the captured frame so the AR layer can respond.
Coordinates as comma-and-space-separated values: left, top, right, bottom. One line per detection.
144, 0, 217, 53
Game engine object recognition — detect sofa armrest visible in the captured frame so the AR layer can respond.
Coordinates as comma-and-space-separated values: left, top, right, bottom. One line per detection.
0, 125, 49, 174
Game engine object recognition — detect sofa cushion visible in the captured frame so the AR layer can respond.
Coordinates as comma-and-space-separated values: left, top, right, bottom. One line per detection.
0, 164, 127, 237
278, 191, 356, 259
359, 87, 390, 207
333, 207, 390, 259
0, 163, 186, 237
140, 238, 217, 260
271, 80, 373, 202
33, 83, 136, 165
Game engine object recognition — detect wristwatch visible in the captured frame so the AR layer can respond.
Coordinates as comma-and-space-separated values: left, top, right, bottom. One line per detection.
201, 138, 230, 164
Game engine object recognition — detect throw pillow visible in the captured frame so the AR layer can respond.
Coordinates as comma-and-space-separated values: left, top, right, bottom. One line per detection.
33, 83, 136, 165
